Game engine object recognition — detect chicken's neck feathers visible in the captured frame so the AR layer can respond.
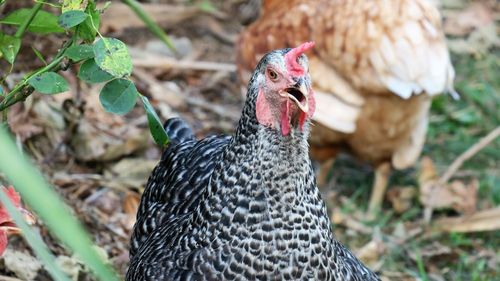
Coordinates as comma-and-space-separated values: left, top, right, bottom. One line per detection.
196, 85, 318, 233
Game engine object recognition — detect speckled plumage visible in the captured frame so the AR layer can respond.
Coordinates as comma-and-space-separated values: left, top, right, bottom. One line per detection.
127, 49, 379, 281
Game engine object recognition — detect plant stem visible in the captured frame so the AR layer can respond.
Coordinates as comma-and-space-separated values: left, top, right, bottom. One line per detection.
0, 39, 74, 112
121, 0, 177, 54
14, 2, 43, 38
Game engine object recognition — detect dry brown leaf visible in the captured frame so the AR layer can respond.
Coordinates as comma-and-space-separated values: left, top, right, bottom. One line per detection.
7, 102, 44, 142
419, 157, 478, 215
419, 156, 438, 183
123, 191, 141, 230
86, 189, 121, 216
409, 241, 458, 266
386, 186, 416, 213
433, 207, 500, 233
55, 255, 82, 281
443, 2, 494, 36
123, 192, 140, 216
2, 249, 41, 281
103, 158, 158, 190
70, 90, 149, 162
356, 236, 385, 269
447, 23, 499, 55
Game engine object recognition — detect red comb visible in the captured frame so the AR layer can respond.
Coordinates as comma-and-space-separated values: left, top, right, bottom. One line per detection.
284, 41, 315, 76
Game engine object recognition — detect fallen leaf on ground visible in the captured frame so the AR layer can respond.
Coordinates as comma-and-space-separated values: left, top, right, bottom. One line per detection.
103, 158, 158, 190
70, 90, 149, 162
386, 186, 416, 213
447, 23, 499, 55
55, 255, 82, 281
2, 249, 41, 281
419, 157, 478, 215
123, 191, 141, 230
356, 229, 385, 269
7, 104, 44, 142
409, 241, 458, 267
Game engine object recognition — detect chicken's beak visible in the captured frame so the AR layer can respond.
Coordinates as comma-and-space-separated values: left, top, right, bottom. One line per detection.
1, 208, 35, 235
280, 82, 309, 114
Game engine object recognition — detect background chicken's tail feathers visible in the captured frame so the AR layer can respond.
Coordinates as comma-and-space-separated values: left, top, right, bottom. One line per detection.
163, 117, 195, 144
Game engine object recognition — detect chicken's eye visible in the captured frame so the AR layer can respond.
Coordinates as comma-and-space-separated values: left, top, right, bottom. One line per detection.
267, 69, 278, 81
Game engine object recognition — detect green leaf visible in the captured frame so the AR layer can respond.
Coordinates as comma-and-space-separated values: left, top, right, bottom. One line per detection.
99, 79, 137, 115
141, 95, 169, 146
28, 72, 69, 94
65, 44, 94, 61
0, 9, 65, 34
93, 38, 132, 78
78, 59, 113, 83
58, 10, 88, 29
62, 0, 88, 13
0, 34, 21, 64
0, 128, 120, 281
77, 1, 100, 43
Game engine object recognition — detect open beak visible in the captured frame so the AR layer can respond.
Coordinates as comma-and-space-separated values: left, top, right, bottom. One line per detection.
280, 82, 309, 113
0, 208, 35, 235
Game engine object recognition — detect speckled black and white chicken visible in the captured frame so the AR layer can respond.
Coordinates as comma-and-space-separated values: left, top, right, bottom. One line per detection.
127, 43, 380, 281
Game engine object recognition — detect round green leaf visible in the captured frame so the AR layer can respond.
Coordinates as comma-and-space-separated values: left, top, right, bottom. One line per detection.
65, 44, 94, 61
141, 95, 169, 146
58, 10, 88, 29
99, 79, 137, 115
93, 38, 132, 78
28, 72, 69, 94
78, 59, 113, 83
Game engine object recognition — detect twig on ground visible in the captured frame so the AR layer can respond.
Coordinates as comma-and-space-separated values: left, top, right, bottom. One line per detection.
130, 48, 236, 72
439, 126, 500, 184
133, 57, 237, 72
433, 207, 500, 233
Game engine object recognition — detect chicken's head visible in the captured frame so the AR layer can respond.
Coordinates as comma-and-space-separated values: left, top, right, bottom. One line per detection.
0, 186, 35, 256
253, 42, 315, 136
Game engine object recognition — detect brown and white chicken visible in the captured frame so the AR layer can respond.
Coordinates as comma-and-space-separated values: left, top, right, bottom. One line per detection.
236, 0, 457, 213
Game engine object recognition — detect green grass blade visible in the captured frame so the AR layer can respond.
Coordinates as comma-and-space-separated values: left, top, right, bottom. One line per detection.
0, 127, 119, 281
0, 188, 71, 281
121, 0, 177, 54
